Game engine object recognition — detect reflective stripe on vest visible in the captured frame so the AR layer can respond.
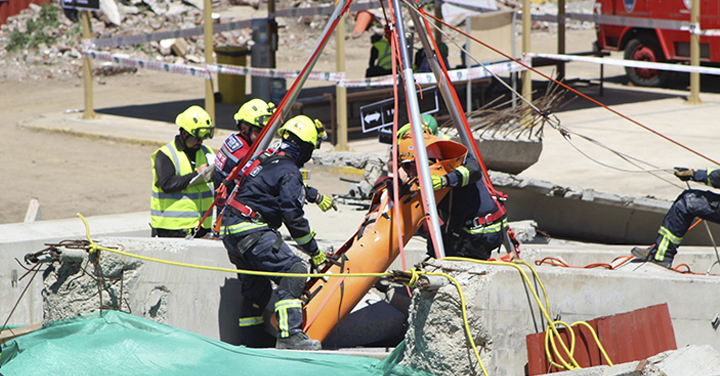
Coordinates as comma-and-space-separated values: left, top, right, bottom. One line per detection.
151, 142, 215, 230
374, 40, 392, 70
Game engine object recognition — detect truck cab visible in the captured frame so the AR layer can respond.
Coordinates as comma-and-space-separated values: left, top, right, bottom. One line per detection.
595, 0, 720, 86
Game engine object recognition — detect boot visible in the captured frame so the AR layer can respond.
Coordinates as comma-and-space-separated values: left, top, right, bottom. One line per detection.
631, 247, 672, 269
275, 331, 322, 350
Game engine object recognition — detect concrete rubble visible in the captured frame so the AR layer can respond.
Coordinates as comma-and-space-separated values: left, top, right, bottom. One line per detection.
546, 345, 720, 376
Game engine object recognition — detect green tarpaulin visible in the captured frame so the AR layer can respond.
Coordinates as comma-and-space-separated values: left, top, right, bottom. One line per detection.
0, 311, 427, 376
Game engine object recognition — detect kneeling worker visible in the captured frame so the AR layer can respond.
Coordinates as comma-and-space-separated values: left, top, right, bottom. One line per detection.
221, 115, 328, 350
151, 105, 215, 238
398, 131, 507, 260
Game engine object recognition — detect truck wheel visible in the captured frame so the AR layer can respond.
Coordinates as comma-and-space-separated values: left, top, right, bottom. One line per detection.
624, 37, 672, 87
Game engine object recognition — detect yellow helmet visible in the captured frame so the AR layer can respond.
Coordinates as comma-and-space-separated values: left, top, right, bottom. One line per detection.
176, 105, 214, 140
233, 99, 275, 129
277, 115, 327, 149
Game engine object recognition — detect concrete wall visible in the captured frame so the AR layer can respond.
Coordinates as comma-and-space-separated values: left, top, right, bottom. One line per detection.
491, 171, 720, 246
0, 213, 150, 327
38, 237, 244, 342
400, 255, 720, 375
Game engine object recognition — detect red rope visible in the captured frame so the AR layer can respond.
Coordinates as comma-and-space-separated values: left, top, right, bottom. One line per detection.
419, 10, 720, 167
196, 0, 355, 233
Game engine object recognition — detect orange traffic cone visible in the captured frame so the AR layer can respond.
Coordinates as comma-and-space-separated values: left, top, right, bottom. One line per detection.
352, 11, 374, 39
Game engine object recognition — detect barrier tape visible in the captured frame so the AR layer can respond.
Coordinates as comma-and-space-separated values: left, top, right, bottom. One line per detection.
83, 49, 529, 86
84, 50, 213, 79
211, 62, 346, 82
90, 1, 381, 49
340, 57, 530, 87
530, 52, 720, 76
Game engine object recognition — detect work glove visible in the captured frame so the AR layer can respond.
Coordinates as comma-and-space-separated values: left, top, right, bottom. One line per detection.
674, 167, 695, 182
315, 193, 337, 212
431, 174, 448, 190
310, 249, 328, 272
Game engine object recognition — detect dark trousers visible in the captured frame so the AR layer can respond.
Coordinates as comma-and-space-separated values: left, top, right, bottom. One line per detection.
223, 230, 305, 339
651, 189, 720, 261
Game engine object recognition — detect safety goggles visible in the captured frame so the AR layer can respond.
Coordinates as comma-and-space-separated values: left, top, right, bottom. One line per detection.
191, 126, 215, 141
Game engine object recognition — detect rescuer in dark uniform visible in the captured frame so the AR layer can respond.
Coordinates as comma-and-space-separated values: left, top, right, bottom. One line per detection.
633, 167, 720, 269
213, 101, 335, 347
220, 115, 329, 350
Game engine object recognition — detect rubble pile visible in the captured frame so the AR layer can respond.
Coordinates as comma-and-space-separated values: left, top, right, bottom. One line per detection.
0, 0, 335, 81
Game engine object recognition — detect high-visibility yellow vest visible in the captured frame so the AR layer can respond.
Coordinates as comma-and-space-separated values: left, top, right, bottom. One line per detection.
151, 141, 215, 231
373, 39, 392, 70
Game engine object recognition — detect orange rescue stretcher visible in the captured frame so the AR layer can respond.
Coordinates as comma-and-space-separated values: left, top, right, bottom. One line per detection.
302, 135, 468, 342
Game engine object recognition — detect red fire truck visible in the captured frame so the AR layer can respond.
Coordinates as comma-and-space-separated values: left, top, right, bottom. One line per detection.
594, 0, 720, 86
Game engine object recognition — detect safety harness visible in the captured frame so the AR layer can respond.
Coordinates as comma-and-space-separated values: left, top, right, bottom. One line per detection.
226, 148, 287, 223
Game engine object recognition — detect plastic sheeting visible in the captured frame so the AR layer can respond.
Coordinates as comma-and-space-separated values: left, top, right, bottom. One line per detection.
0, 311, 426, 376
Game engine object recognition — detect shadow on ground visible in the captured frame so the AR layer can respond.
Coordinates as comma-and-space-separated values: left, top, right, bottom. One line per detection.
95, 71, 720, 142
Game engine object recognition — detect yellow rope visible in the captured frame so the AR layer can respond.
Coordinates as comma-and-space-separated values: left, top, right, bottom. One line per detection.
441, 257, 614, 371
76, 214, 612, 374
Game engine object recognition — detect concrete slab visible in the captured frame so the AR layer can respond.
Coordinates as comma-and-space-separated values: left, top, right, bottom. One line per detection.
399, 258, 720, 375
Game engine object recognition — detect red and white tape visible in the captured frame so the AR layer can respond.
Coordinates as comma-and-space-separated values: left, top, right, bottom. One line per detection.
83, 49, 529, 86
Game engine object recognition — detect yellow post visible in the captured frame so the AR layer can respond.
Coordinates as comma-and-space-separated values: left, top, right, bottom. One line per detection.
80, 10, 97, 120
335, 15, 350, 151
203, 0, 216, 120
688, 0, 702, 104
521, 0, 532, 101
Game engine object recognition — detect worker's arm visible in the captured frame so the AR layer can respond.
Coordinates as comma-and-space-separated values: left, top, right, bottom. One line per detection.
369, 46, 378, 67
154, 152, 198, 192
432, 155, 482, 190
279, 172, 319, 256
688, 168, 720, 188
305, 184, 337, 212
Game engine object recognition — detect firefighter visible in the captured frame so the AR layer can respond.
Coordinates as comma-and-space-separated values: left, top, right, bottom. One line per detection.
398, 133, 506, 260
213, 101, 335, 347
214, 99, 336, 214
221, 115, 328, 350
151, 105, 215, 238
632, 167, 720, 269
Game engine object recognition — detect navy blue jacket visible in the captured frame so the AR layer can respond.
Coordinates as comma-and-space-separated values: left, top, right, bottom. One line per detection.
438, 155, 500, 232
223, 147, 318, 255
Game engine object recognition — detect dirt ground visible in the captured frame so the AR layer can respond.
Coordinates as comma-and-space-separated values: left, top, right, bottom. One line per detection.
0, 24, 602, 224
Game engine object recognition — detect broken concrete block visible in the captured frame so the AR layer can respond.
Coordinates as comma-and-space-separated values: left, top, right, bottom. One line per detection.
646, 345, 720, 376
100, 0, 122, 25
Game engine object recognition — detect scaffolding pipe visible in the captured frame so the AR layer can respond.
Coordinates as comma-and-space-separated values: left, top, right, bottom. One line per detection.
253, 0, 351, 155
392, 0, 446, 258
409, 9, 479, 163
